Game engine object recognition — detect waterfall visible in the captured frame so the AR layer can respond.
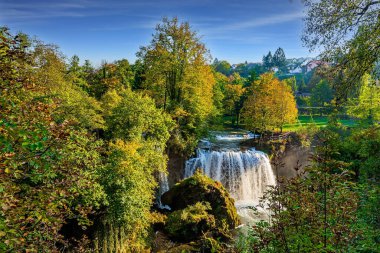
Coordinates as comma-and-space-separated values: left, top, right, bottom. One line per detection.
158, 172, 169, 196
185, 148, 276, 207
157, 172, 171, 210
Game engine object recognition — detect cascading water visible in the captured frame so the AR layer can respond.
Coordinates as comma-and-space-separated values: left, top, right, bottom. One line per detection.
157, 172, 171, 210
185, 149, 275, 206
158, 172, 170, 196
184, 131, 276, 223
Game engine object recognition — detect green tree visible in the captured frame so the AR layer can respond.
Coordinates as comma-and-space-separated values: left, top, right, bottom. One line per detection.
0, 27, 106, 252
106, 89, 173, 145
89, 60, 133, 99
32, 43, 104, 130
310, 79, 334, 107
302, 0, 380, 98
137, 17, 215, 154
273, 47, 286, 69
100, 89, 174, 250
347, 74, 380, 122
213, 59, 231, 76
246, 69, 259, 86
113, 59, 134, 88
68, 55, 81, 73
262, 51, 274, 71
234, 62, 251, 78
67, 55, 90, 91
210, 72, 227, 126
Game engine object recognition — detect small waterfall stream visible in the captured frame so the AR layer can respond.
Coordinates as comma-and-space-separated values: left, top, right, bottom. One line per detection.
157, 172, 170, 210
183, 130, 276, 223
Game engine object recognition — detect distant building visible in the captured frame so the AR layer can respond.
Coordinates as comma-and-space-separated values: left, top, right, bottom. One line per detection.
303, 60, 328, 73
271, 67, 279, 73
289, 66, 302, 74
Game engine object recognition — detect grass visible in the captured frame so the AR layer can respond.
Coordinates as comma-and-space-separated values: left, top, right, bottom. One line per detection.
221, 114, 357, 132
282, 115, 356, 132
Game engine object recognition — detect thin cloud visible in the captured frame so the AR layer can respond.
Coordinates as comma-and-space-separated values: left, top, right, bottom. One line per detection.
0, 0, 211, 23
206, 35, 269, 44
209, 11, 305, 34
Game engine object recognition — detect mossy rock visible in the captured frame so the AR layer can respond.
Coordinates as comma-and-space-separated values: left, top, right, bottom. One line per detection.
165, 202, 216, 242
165, 239, 223, 253
162, 170, 239, 229
165, 242, 200, 253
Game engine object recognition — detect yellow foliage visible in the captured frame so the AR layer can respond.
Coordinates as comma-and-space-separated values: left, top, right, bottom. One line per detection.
242, 72, 297, 132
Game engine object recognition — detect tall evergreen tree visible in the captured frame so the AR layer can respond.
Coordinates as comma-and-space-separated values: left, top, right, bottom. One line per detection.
273, 47, 286, 68
262, 51, 273, 70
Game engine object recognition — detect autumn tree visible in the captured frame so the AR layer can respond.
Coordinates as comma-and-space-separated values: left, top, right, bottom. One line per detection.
242, 73, 298, 132
31, 43, 105, 130
137, 17, 215, 153
283, 76, 297, 94
302, 0, 380, 99
223, 83, 245, 126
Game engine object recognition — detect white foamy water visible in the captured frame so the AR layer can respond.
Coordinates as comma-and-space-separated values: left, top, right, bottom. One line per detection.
157, 172, 171, 210
184, 147, 276, 224
215, 133, 258, 141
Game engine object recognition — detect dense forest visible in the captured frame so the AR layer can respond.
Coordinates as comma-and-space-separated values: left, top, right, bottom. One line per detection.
1, 0, 380, 252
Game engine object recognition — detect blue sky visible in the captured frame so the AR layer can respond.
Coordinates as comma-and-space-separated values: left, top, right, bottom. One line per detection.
0, 0, 316, 65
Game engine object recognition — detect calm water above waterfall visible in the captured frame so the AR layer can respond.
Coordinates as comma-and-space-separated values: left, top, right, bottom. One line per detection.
185, 130, 276, 223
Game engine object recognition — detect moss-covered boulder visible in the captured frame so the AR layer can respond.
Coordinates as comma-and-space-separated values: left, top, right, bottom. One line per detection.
162, 170, 239, 229
165, 202, 215, 242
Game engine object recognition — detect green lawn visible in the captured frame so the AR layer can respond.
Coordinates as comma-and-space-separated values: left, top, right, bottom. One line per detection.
221, 115, 357, 132
282, 115, 356, 132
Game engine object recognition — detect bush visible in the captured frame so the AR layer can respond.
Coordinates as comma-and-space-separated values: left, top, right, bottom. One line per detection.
165, 202, 216, 242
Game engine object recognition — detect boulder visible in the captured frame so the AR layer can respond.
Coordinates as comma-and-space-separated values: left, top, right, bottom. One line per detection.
161, 170, 239, 229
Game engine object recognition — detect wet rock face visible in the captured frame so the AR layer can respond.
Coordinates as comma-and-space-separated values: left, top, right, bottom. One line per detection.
241, 132, 312, 178
161, 170, 240, 229
277, 145, 311, 178
167, 154, 187, 187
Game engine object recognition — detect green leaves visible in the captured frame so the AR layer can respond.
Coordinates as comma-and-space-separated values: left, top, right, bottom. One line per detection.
302, 0, 380, 99
137, 17, 216, 155
0, 28, 107, 252
243, 124, 380, 252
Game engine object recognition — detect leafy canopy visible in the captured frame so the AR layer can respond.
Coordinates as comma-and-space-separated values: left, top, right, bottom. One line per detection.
302, 0, 380, 98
